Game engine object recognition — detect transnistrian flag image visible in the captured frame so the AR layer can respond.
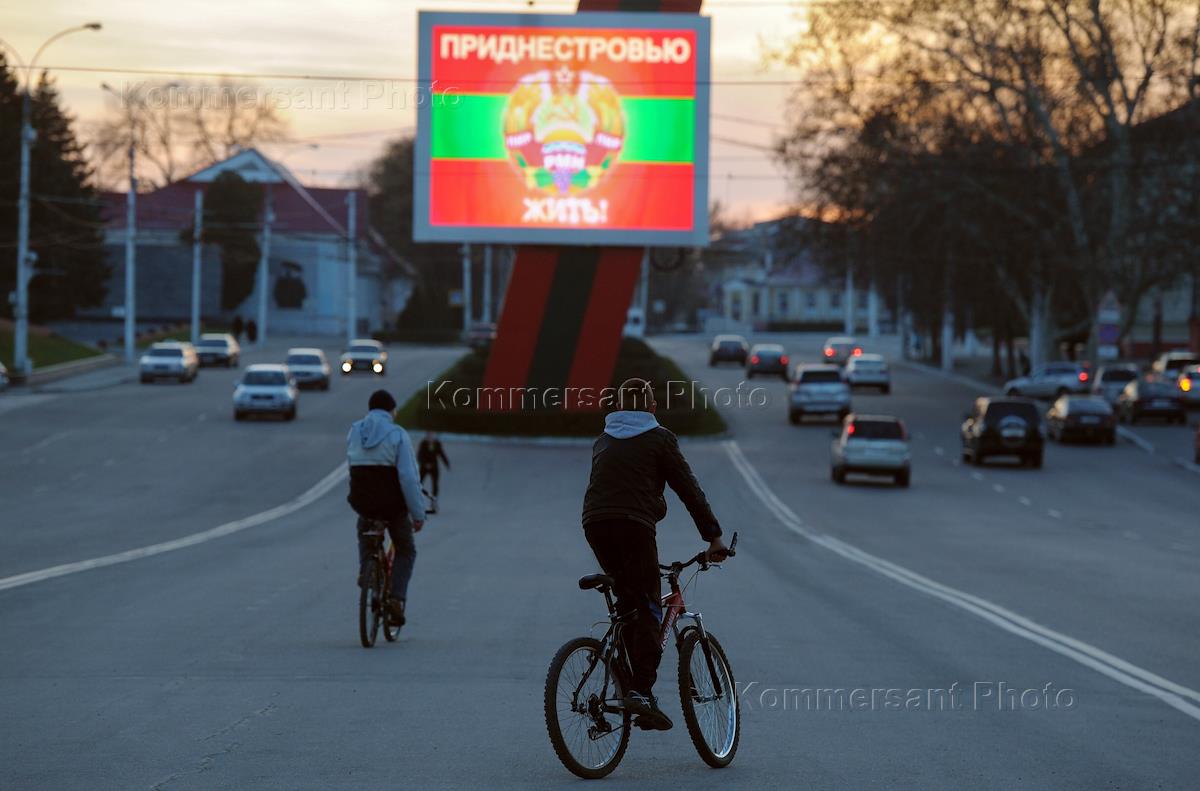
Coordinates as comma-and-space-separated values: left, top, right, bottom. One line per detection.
425, 20, 702, 236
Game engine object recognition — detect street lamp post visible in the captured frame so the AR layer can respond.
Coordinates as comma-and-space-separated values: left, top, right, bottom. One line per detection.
2, 24, 101, 376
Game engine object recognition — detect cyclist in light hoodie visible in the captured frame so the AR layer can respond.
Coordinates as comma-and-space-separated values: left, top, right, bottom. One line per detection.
346, 390, 426, 626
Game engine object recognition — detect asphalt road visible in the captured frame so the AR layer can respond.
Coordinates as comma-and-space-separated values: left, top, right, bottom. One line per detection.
2, 334, 1198, 789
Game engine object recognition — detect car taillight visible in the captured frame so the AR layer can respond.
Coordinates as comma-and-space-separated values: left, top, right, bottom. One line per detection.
1079, 371, 1088, 382
780, 355, 789, 365
751, 355, 760, 364
853, 347, 863, 356
846, 423, 856, 435
824, 348, 834, 357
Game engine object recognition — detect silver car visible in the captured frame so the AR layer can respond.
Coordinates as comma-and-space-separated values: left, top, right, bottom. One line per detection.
830, 414, 911, 486
195, 333, 241, 367
1004, 362, 1090, 399
789, 364, 851, 424
139, 342, 199, 384
1175, 364, 1200, 408
233, 364, 298, 421
340, 339, 388, 375
285, 347, 332, 390
1090, 364, 1138, 405
1150, 351, 1200, 382
844, 353, 891, 393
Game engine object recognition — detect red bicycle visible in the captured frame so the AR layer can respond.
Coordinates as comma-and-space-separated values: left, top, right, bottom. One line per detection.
544, 533, 740, 779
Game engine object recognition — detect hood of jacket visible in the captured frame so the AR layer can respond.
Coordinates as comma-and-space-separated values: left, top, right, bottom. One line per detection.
354, 409, 397, 449
603, 410, 660, 439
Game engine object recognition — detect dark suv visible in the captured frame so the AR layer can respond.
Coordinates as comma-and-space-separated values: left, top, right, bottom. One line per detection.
709, 335, 749, 366
961, 397, 1045, 468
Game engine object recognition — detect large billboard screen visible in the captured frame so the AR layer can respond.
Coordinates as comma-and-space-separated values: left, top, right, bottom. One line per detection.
413, 12, 711, 247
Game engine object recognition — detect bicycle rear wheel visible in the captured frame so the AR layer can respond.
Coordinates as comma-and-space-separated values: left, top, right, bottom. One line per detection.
544, 637, 630, 779
358, 558, 380, 648
678, 630, 740, 768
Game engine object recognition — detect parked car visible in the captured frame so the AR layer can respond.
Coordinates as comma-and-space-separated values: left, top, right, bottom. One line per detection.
139, 342, 199, 384
233, 364, 298, 421
746, 343, 789, 379
1045, 396, 1116, 444
1175, 364, 1200, 408
961, 396, 1045, 467
1116, 379, 1186, 425
830, 414, 911, 486
194, 333, 240, 367
1003, 362, 1090, 399
285, 348, 332, 390
709, 335, 749, 366
844, 353, 891, 393
1091, 364, 1139, 405
822, 336, 863, 365
789, 364, 851, 424
465, 323, 497, 352
0, 360, 8, 391
1149, 351, 1200, 382
340, 339, 388, 375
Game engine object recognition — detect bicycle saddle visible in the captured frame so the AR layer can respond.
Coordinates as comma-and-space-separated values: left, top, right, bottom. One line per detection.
578, 574, 615, 591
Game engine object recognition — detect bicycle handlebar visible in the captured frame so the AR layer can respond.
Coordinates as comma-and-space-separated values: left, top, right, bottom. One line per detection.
660, 531, 738, 574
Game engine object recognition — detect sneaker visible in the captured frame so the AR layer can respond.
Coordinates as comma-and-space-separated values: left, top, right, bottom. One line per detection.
622, 692, 672, 731
385, 597, 406, 626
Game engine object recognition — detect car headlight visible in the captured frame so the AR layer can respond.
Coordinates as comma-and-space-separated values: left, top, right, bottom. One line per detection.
372, 362, 383, 373
342, 361, 352, 372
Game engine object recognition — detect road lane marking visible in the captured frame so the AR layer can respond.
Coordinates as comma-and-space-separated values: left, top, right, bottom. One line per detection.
1048, 509, 1063, 519
933, 446, 944, 456
992, 484, 1005, 494
971, 471, 984, 481
1119, 428, 1154, 454
1019, 496, 1032, 506
0, 465, 347, 593
724, 440, 1200, 723
21, 430, 73, 454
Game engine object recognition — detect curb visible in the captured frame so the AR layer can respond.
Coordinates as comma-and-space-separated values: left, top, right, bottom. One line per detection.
18, 353, 118, 387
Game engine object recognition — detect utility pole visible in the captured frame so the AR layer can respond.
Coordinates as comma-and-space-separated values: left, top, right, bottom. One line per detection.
190, 189, 203, 344
867, 281, 879, 339
346, 191, 358, 343
461, 243, 472, 334
844, 264, 854, 335
257, 187, 273, 345
482, 245, 493, 324
124, 139, 137, 363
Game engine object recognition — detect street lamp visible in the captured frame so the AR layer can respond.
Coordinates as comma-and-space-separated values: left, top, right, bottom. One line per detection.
100, 81, 141, 363
2, 23, 102, 377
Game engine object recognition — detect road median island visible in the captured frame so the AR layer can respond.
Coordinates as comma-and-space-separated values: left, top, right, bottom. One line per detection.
396, 338, 728, 437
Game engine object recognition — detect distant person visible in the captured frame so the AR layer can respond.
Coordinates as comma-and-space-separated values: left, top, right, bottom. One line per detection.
346, 390, 426, 627
417, 431, 450, 509
231, 315, 244, 341
580, 378, 729, 732
245, 319, 258, 344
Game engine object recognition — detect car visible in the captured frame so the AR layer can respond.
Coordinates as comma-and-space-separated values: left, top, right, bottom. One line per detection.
340, 339, 388, 375
1116, 379, 1186, 425
0, 360, 8, 391
822, 336, 863, 365
465, 323, 497, 352
1003, 361, 1091, 399
1149, 351, 1200, 383
139, 342, 199, 383
960, 396, 1045, 467
746, 343, 789, 379
194, 333, 240, 367
830, 414, 911, 486
1175, 364, 1200, 408
789, 364, 851, 424
844, 353, 891, 393
233, 364, 298, 421
1045, 396, 1116, 444
285, 348, 332, 390
1090, 364, 1139, 405
709, 335, 749, 366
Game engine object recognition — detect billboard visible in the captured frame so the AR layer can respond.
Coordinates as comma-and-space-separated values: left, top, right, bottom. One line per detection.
413, 12, 711, 247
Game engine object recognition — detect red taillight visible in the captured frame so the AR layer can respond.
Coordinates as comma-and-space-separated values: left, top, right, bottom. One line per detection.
780, 355, 789, 365
751, 355, 760, 364
846, 423, 856, 435
853, 347, 863, 356
824, 348, 834, 357
1079, 371, 1088, 382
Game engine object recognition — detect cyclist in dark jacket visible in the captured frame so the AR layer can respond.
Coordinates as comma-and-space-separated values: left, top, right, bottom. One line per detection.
582, 378, 728, 731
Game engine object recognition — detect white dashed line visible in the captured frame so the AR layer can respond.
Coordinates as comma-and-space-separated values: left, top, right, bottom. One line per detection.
1018, 496, 1032, 506
934, 446, 945, 456
1048, 509, 1063, 519
992, 484, 1006, 494
971, 472, 984, 481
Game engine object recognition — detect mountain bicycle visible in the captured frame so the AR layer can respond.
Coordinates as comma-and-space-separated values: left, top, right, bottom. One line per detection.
544, 533, 740, 779
357, 490, 436, 649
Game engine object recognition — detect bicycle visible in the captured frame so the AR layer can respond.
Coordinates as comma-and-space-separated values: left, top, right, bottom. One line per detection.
357, 490, 437, 649
544, 533, 740, 779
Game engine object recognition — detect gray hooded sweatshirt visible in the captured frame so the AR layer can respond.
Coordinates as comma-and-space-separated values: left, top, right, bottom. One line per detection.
346, 409, 426, 522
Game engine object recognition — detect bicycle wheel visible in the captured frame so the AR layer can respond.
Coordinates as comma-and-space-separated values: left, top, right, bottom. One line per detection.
678, 631, 740, 768
358, 558, 379, 648
544, 637, 630, 779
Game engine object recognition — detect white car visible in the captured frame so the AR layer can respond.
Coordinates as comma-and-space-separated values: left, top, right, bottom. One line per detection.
233, 364, 298, 421
1150, 351, 1200, 382
789, 364, 851, 424
1176, 364, 1200, 408
830, 414, 911, 487
139, 342, 199, 384
1090, 364, 1138, 405
1004, 362, 1090, 399
844, 353, 891, 393
285, 347, 332, 390
195, 333, 241, 367
340, 339, 388, 375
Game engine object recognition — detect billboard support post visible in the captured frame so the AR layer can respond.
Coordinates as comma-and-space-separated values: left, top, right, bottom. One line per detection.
461, 244, 472, 334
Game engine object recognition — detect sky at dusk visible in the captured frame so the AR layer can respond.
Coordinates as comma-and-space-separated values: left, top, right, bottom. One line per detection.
2, 0, 808, 222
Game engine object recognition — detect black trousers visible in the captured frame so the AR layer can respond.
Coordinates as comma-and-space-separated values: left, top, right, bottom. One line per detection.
584, 520, 663, 696
420, 465, 439, 497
